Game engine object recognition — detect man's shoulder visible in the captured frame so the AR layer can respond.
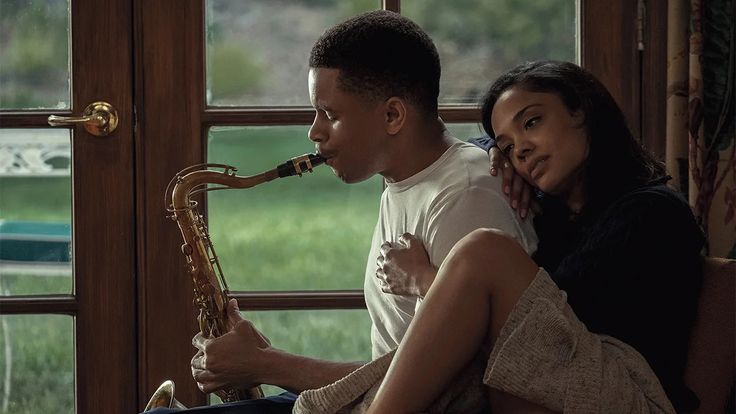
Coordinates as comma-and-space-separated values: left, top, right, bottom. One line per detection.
430, 141, 505, 196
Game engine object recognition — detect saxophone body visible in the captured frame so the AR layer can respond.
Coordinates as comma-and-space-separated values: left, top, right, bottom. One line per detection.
145, 153, 325, 410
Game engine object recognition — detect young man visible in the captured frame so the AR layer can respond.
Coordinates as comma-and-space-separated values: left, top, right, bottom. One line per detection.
151, 10, 536, 413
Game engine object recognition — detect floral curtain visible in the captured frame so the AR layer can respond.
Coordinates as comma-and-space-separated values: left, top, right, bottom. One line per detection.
667, 0, 735, 258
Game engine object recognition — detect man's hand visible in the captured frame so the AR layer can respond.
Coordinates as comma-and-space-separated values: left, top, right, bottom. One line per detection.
488, 146, 532, 219
191, 299, 271, 394
376, 233, 438, 298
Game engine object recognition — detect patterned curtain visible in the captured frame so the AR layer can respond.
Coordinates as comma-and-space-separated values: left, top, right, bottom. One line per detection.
666, 0, 736, 259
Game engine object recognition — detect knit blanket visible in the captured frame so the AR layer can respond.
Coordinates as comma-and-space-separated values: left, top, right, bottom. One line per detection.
294, 269, 675, 413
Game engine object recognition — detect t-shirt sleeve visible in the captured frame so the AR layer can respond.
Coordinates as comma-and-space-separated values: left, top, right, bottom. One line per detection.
424, 186, 536, 268
468, 135, 496, 152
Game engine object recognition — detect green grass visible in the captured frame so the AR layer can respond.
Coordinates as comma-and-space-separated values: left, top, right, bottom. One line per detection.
0, 315, 74, 414
206, 126, 382, 291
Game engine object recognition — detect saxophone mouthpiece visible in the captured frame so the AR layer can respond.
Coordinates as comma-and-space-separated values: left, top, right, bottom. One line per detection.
277, 153, 326, 177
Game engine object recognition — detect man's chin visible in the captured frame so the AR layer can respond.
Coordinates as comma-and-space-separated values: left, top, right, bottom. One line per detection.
334, 170, 371, 184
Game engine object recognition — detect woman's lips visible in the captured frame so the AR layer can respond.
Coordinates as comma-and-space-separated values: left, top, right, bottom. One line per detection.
530, 157, 548, 180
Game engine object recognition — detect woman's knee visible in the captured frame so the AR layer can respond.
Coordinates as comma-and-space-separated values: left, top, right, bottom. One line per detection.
457, 229, 530, 265
447, 228, 537, 288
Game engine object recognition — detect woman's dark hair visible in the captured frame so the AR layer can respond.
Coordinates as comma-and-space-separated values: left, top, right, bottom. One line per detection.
480, 60, 667, 216
309, 10, 440, 117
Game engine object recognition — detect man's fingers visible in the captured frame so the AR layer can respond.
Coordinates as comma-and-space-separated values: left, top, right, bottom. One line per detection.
227, 298, 244, 326
191, 352, 205, 370
192, 333, 210, 350
196, 376, 226, 394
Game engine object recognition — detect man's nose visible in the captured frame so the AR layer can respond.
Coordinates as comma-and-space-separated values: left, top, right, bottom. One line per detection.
308, 116, 324, 143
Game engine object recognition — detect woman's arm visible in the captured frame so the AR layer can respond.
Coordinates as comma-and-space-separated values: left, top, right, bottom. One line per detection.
469, 136, 534, 219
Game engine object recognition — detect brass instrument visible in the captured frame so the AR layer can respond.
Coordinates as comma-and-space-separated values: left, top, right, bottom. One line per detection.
145, 153, 325, 410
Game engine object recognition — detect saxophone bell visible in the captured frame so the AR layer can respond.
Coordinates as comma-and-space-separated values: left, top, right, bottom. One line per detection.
144, 380, 187, 411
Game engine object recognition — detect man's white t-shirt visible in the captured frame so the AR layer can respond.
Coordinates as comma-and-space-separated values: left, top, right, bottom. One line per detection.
364, 139, 538, 358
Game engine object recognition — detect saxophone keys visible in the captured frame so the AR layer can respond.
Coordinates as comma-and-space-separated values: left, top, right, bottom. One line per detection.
181, 243, 193, 256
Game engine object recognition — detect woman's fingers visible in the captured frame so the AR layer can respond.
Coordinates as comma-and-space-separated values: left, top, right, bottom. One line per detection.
519, 181, 532, 219
488, 146, 502, 176
501, 160, 514, 196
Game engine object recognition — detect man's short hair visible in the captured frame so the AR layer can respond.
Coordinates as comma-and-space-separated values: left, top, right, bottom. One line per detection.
309, 10, 440, 117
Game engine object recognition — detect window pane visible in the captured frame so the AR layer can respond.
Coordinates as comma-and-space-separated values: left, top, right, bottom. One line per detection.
205, 126, 381, 291
0, 314, 74, 413
211, 309, 371, 401
445, 122, 485, 141
404, 0, 578, 105
205, 0, 378, 107
0, 0, 71, 110
0, 129, 72, 295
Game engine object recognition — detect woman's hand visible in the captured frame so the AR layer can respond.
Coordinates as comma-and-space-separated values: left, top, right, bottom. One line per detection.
375, 233, 438, 298
488, 146, 533, 219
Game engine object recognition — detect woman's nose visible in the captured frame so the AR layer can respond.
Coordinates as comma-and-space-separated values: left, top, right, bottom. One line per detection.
514, 141, 534, 161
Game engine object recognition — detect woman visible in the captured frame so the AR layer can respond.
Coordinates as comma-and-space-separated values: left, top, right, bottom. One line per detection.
367, 61, 704, 413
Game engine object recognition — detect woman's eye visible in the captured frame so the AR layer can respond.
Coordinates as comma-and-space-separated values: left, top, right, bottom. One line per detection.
523, 116, 540, 130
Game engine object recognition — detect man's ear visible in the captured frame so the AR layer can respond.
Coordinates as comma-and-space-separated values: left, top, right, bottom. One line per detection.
384, 97, 407, 135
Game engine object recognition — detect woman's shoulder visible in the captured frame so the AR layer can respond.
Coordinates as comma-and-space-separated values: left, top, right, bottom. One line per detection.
608, 184, 692, 219
599, 184, 705, 247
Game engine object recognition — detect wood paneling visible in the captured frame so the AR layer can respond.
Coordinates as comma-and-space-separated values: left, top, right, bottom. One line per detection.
581, 0, 641, 136
0, 296, 76, 314
235, 291, 366, 311
641, 0, 668, 158
72, 0, 137, 412
135, 0, 206, 408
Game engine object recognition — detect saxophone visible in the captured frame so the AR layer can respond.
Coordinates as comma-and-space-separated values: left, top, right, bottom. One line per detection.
144, 153, 325, 410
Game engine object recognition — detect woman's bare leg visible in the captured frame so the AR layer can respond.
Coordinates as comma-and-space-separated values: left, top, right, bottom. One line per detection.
366, 229, 553, 414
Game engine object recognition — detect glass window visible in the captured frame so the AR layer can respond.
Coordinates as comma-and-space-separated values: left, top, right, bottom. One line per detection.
0, 0, 71, 110
210, 309, 371, 402
0, 129, 72, 296
206, 126, 381, 291
403, 0, 578, 105
0, 314, 74, 413
205, 0, 378, 107
445, 122, 485, 141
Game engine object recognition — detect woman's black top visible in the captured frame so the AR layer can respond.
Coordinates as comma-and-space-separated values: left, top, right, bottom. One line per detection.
468, 136, 705, 411
534, 184, 704, 412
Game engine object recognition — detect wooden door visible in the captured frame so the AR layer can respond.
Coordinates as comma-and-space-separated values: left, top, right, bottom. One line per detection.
0, 0, 136, 412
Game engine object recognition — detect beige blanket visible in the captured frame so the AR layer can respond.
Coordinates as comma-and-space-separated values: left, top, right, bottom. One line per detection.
294, 269, 675, 413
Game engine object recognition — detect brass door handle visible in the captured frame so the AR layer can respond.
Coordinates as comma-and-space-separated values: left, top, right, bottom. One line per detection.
48, 101, 119, 137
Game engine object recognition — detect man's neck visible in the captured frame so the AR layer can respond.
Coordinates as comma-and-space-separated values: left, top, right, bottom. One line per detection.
382, 117, 453, 183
